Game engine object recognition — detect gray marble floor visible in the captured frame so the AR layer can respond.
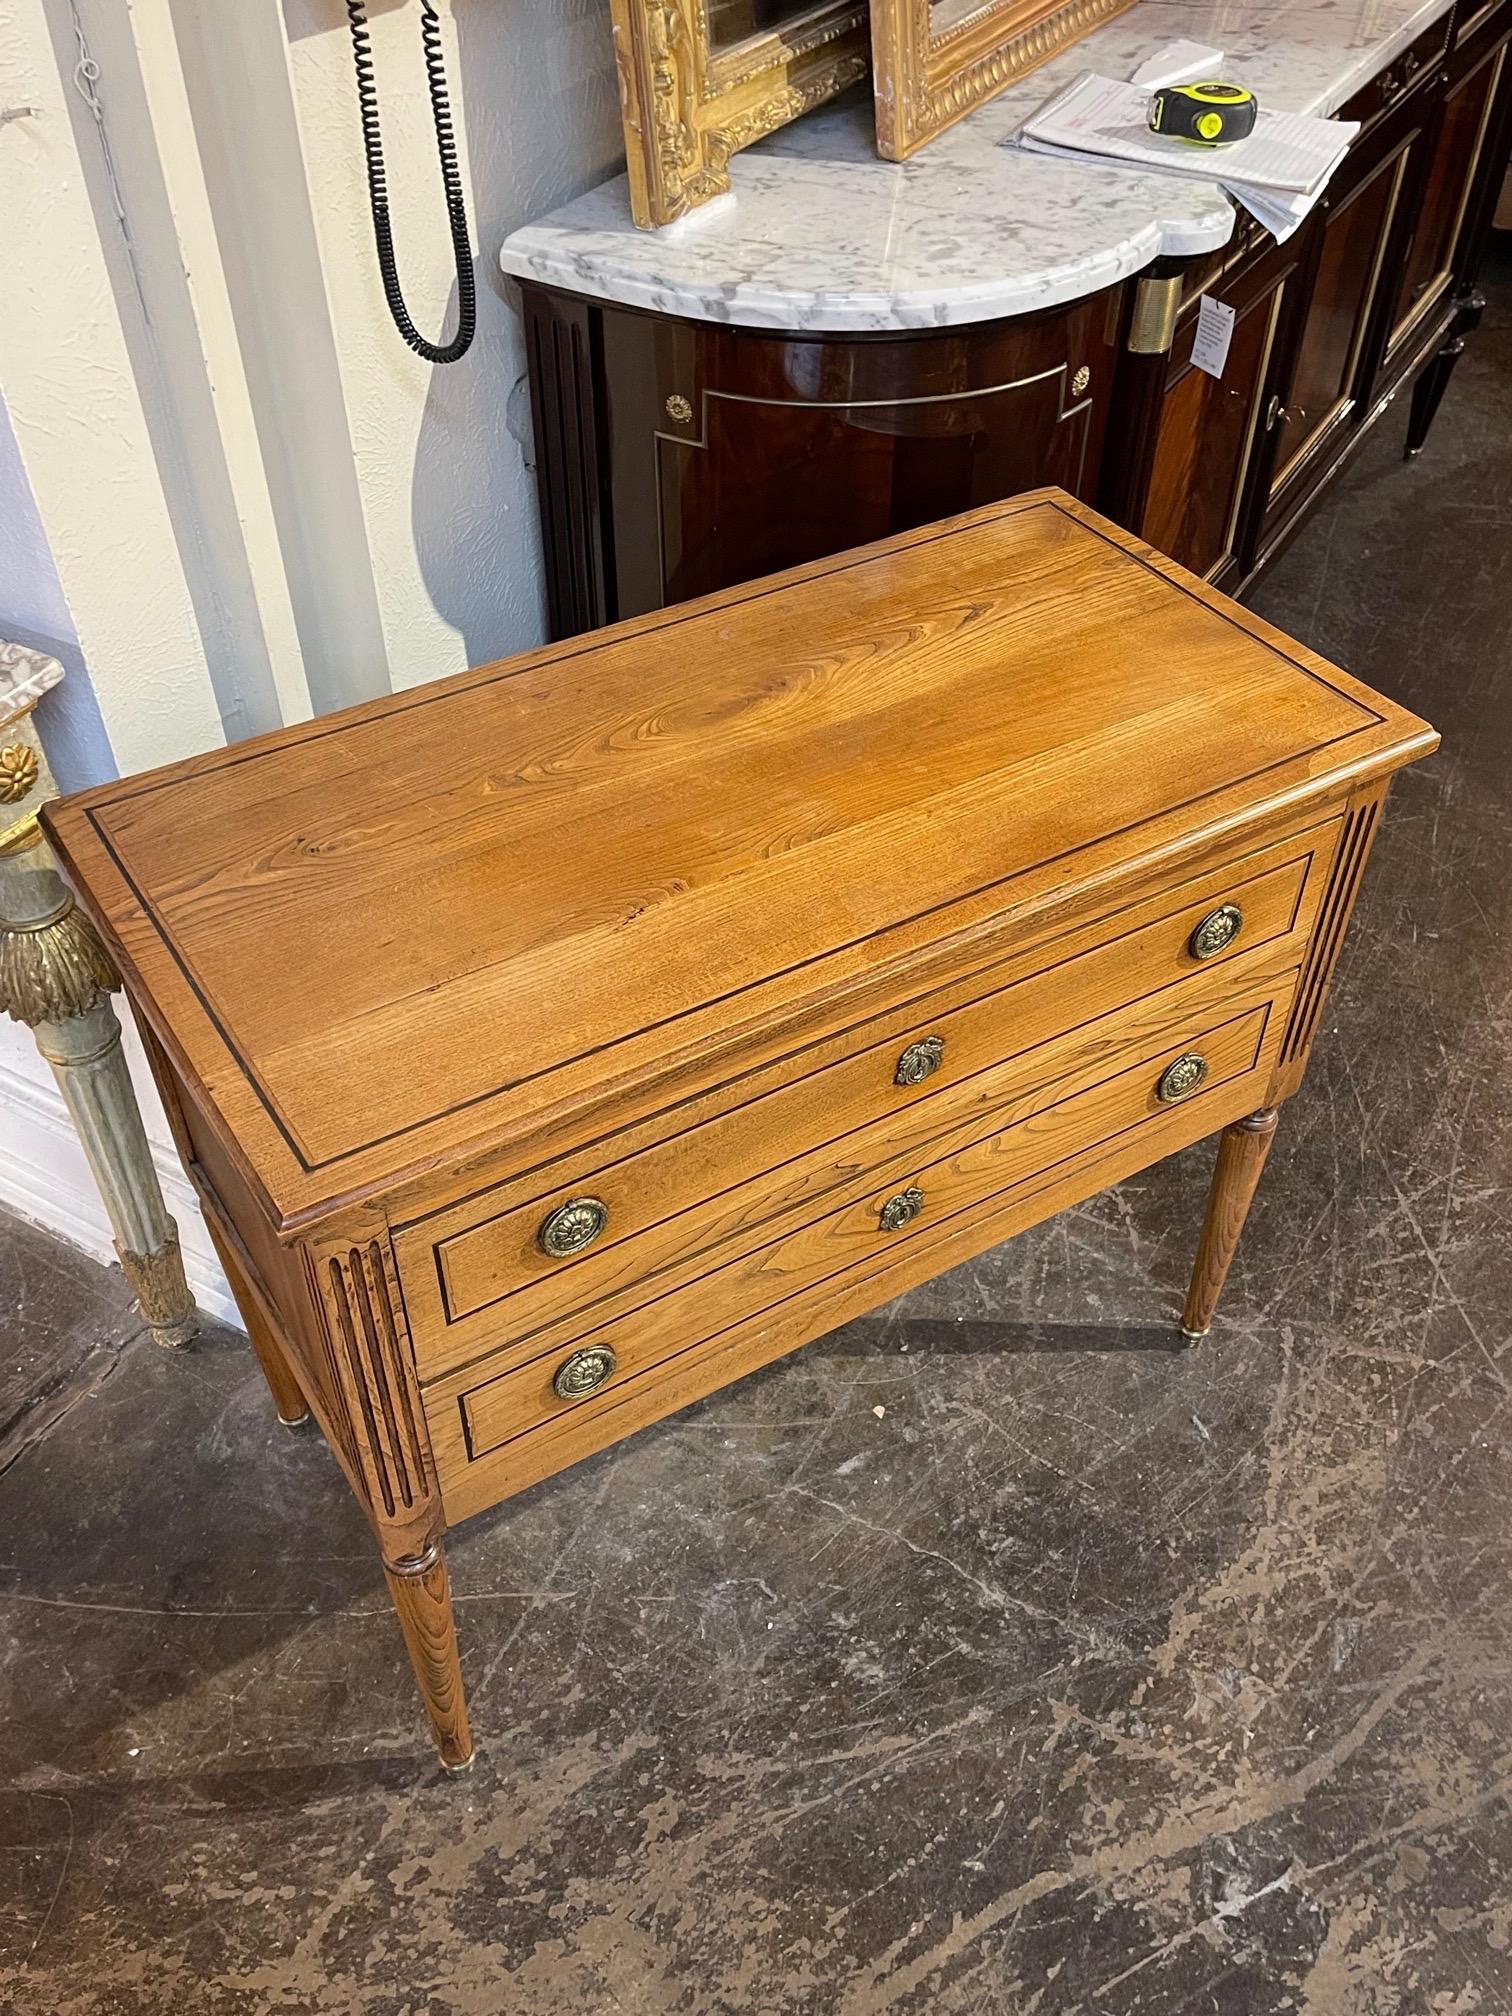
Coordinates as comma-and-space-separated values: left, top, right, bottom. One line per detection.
3, 258, 1511, 2015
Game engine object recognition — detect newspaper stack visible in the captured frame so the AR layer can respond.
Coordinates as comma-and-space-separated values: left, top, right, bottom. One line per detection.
1013, 55, 1358, 241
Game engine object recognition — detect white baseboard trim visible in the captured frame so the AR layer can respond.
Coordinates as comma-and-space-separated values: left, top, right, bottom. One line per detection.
0, 1050, 241, 1331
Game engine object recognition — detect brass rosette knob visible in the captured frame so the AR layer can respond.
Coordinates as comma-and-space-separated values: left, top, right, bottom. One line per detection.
539, 1196, 609, 1258
553, 1345, 618, 1401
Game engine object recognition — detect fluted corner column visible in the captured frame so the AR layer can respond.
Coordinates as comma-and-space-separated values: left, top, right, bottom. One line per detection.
0, 644, 196, 1349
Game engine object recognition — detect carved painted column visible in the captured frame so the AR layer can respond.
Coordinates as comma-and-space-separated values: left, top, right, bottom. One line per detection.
0, 644, 196, 1347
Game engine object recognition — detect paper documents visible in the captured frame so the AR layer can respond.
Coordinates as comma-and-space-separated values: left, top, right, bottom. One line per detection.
1014, 70, 1358, 240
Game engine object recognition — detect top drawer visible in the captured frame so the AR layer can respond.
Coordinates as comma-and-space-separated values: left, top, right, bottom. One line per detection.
395, 814, 1342, 1371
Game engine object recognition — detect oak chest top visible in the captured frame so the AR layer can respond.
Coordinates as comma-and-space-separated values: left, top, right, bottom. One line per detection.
44, 492, 1434, 1232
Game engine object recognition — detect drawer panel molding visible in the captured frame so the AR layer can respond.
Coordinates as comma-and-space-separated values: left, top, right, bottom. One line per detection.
437, 996, 1282, 1475
413, 940, 1307, 1392
398, 818, 1340, 1371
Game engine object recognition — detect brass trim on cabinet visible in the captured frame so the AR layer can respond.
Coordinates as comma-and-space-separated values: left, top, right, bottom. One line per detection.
1454, 0, 1500, 48
1216, 283, 1286, 574
664, 362, 1068, 420
1128, 274, 1182, 355
652, 364, 1095, 617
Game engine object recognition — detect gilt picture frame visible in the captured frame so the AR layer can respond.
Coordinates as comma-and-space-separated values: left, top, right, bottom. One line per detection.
609, 0, 871, 229
870, 0, 1140, 159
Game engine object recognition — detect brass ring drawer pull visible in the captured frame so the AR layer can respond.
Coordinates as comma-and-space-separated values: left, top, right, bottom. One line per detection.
1189, 903, 1243, 960
553, 1345, 618, 1401
1156, 1052, 1210, 1104
538, 1195, 608, 1258
895, 1035, 945, 1086
879, 1185, 925, 1231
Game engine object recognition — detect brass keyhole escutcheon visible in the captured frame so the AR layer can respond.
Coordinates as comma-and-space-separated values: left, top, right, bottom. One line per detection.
553, 1345, 618, 1401
538, 1195, 608, 1259
1189, 903, 1243, 961
879, 1185, 925, 1231
1156, 1052, 1209, 1104
895, 1035, 945, 1087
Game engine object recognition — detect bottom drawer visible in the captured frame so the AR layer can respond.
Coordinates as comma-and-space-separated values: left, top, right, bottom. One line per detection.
428, 991, 1287, 1521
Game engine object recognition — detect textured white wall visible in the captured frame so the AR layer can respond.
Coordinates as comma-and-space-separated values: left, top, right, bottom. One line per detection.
6, 0, 622, 753
0, 0, 225, 777
0, 0, 234, 1310
0, 0, 623, 1313
280, 0, 621, 685
0, 397, 75, 644
0, 397, 114, 791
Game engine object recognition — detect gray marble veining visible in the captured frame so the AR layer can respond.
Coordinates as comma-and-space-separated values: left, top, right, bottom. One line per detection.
499, 0, 1454, 332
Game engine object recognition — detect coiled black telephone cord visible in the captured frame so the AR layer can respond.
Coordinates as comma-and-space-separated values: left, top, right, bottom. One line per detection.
346, 0, 477, 364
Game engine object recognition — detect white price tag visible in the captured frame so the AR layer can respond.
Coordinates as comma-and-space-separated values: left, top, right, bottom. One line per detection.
1191, 294, 1236, 380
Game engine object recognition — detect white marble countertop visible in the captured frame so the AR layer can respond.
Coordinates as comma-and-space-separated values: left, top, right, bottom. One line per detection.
500, 0, 1454, 332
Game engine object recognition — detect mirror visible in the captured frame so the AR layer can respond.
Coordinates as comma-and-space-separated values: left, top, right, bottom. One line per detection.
871, 0, 1139, 158
609, 0, 870, 227
707, 0, 821, 51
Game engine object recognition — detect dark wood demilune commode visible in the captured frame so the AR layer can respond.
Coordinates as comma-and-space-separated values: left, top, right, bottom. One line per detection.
519, 0, 1512, 637
44, 495, 1437, 1769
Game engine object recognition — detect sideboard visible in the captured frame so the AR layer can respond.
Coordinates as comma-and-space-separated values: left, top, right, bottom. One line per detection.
502, 0, 1511, 636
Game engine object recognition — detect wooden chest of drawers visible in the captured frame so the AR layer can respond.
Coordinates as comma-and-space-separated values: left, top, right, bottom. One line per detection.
43, 491, 1436, 1771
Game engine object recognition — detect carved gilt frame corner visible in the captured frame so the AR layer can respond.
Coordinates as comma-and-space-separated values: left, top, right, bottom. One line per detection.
870, 0, 1140, 160
608, 0, 870, 229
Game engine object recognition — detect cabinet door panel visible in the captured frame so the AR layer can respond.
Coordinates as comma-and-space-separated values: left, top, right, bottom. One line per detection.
598, 294, 1119, 622
1141, 254, 1294, 581
1269, 141, 1410, 490
658, 367, 1095, 608
1387, 43, 1507, 361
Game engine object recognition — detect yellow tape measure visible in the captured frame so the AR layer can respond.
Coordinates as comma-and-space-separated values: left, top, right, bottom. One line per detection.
1148, 80, 1259, 146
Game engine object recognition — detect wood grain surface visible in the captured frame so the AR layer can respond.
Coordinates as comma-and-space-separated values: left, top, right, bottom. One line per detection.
43, 492, 1435, 1230
37, 492, 1439, 1768
432, 1024, 1286, 1524
428, 990, 1285, 1493
402, 825, 1328, 1360
406, 935, 1307, 1390
384, 1545, 474, 1773
1180, 1107, 1282, 1339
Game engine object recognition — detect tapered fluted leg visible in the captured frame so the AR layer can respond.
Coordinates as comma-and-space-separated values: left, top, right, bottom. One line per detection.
242, 1304, 309, 1426
1180, 1107, 1279, 1343
203, 1218, 309, 1426
386, 1540, 474, 1774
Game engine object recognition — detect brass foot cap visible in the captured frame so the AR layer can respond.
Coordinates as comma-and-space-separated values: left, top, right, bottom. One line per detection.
1178, 1324, 1210, 1345
441, 1750, 477, 1778
277, 1409, 311, 1429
